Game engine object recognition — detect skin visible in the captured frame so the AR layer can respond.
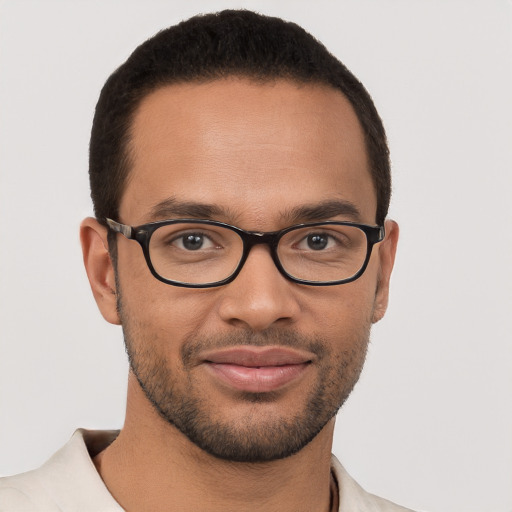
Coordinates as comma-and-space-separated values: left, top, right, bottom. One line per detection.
80, 78, 399, 512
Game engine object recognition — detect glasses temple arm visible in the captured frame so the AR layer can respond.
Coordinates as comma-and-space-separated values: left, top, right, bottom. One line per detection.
105, 218, 133, 239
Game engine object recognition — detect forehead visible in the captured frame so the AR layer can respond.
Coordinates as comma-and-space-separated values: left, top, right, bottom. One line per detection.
121, 78, 376, 227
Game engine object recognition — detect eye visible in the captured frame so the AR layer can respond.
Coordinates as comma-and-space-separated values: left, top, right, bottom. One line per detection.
297, 233, 335, 251
173, 232, 216, 251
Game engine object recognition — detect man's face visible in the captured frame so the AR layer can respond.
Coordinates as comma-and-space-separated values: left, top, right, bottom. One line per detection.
109, 78, 395, 462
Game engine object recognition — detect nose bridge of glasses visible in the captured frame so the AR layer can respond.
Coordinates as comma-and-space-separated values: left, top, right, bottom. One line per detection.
243, 230, 281, 250
235, 230, 283, 277
231, 230, 287, 287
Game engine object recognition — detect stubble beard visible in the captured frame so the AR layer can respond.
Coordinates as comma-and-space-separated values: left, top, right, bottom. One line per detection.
118, 293, 371, 463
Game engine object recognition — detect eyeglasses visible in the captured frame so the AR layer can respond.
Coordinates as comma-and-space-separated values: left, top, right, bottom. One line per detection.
106, 218, 385, 288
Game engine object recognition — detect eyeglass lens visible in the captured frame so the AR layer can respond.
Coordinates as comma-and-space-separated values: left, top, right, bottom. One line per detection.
148, 222, 369, 285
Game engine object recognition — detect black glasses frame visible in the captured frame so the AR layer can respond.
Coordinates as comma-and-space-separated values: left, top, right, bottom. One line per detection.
106, 218, 385, 288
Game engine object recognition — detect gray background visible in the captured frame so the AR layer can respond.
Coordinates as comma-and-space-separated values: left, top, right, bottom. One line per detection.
1, 1, 511, 511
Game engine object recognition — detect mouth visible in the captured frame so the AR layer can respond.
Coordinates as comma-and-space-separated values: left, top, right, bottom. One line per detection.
201, 346, 314, 393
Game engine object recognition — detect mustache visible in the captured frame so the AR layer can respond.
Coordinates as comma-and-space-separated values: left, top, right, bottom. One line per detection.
180, 328, 328, 368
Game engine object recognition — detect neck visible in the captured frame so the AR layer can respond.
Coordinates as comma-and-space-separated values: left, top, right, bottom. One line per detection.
94, 375, 337, 512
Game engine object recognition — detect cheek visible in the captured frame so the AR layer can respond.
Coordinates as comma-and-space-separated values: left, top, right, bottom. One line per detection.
116, 246, 217, 343
119, 239, 201, 305
301, 282, 377, 343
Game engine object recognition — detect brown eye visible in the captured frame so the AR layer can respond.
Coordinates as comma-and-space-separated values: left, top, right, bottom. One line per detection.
170, 232, 216, 251
182, 234, 205, 250
306, 234, 329, 250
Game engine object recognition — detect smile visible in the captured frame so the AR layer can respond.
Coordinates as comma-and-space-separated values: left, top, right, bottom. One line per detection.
202, 346, 313, 393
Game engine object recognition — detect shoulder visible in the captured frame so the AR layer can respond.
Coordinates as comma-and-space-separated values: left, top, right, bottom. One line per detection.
0, 429, 122, 512
0, 471, 57, 512
331, 455, 417, 512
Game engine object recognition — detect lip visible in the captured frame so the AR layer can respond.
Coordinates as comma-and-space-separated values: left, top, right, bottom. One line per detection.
201, 346, 313, 393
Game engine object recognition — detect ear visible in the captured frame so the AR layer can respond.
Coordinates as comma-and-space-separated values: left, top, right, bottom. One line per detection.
372, 219, 399, 324
80, 217, 121, 325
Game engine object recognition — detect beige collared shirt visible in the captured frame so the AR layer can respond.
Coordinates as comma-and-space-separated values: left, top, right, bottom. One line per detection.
0, 429, 414, 511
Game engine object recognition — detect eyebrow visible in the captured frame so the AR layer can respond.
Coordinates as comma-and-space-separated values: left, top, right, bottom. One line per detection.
149, 197, 231, 221
147, 197, 363, 225
282, 199, 363, 224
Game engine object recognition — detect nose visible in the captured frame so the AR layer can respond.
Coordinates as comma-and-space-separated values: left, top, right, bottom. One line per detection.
217, 245, 301, 331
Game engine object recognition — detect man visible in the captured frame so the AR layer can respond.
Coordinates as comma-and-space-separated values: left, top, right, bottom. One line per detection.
0, 10, 410, 511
